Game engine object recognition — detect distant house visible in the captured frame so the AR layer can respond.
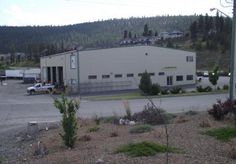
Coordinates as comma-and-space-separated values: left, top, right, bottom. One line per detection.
0, 53, 11, 63
159, 31, 184, 40
15, 52, 26, 62
0, 52, 26, 63
159, 32, 171, 40
169, 31, 184, 38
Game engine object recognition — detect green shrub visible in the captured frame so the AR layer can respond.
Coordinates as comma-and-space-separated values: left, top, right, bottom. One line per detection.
129, 124, 153, 134
197, 85, 212, 92
170, 87, 182, 94
161, 89, 169, 95
223, 85, 229, 90
150, 83, 161, 95
88, 126, 100, 132
100, 116, 118, 124
185, 110, 198, 116
164, 113, 177, 123
115, 141, 178, 157
205, 86, 212, 92
93, 114, 101, 125
54, 95, 80, 148
203, 127, 236, 142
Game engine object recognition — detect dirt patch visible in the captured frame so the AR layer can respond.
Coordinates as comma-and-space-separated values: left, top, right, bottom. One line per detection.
2, 112, 236, 164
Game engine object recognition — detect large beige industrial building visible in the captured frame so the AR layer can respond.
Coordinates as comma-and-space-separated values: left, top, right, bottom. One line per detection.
40, 46, 196, 93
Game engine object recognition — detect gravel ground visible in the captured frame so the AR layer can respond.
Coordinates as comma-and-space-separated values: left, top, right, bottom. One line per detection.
1, 112, 231, 164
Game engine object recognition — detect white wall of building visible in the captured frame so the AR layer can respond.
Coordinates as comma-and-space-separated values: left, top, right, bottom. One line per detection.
78, 46, 196, 92
40, 50, 79, 86
40, 46, 196, 93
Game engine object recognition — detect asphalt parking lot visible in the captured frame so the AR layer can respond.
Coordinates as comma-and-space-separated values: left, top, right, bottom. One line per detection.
196, 76, 230, 88
0, 78, 230, 133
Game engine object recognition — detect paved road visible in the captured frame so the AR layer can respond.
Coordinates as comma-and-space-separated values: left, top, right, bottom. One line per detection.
0, 80, 229, 133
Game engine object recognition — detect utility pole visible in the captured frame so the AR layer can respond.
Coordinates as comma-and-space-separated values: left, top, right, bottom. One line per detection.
230, 0, 236, 100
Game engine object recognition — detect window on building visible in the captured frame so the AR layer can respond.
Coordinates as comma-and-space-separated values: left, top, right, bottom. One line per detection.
176, 75, 183, 81
186, 56, 193, 62
70, 55, 76, 69
127, 73, 134, 77
149, 73, 155, 76
186, 75, 193, 80
88, 75, 97, 79
158, 72, 165, 76
71, 79, 77, 85
115, 74, 122, 78
102, 75, 110, 79
138, 73, 143, 77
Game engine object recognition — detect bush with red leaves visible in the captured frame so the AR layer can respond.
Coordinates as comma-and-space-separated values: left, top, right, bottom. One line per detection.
208, 99, 236, 120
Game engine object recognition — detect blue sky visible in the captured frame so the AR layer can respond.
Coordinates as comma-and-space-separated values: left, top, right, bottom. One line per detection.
0, 0, 233, 26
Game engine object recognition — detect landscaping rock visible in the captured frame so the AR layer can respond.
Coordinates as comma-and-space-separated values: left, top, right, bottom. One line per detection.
119, 118, 129, 125
96, 158, 104, 164
199, 118, 211, 128
230, 145, 236, 159
32, 141, 48, 157
129, 121, 136, 125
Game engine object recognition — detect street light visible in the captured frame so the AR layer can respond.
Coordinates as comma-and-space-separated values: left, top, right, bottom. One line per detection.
230, 0, 236, 100
210, 4, 236, 100
210, 8, 231, 17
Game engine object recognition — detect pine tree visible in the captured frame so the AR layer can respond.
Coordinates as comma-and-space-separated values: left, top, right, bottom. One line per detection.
209, 66, 219, 88
143, 24, 149, 37
198, 14, 204, 33
128, 31, 132, 39
148, 30, 153, 37
139, 71, 152, 94
124, 30, 128, 39
154, 31, 158, 37
190, 21, 198, 39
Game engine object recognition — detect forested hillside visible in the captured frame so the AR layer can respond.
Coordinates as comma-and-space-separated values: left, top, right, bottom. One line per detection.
0, 15, 197, 55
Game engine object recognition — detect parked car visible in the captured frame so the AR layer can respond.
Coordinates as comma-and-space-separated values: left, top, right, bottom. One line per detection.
203, 71, 209, 77
27, 83, 55, 95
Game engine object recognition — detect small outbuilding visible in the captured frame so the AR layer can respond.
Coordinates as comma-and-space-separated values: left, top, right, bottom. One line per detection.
40, 46, 196, 94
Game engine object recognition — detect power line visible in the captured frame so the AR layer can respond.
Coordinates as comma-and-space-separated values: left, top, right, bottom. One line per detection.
220, 0, 233, 8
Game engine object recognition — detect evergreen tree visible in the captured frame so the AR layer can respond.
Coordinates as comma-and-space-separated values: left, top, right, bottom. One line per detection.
219, 16, 224, 33
204, 13, 211, 34
128, 31, 132, 39
215, 11, 220, 33
148, 30, 153, 36
190, 21, 198, 39
124, 30, 128, 39
154, 31, 158, 37
198, 14, 204, 33
143, 24, 149, 37
139, 71, 152, 94
209, 66, 219, 88
10, 44, 16, 63
54, 95, 80, 148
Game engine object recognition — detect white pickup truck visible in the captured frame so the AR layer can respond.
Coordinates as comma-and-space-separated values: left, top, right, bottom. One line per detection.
27, 83, 55, 95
